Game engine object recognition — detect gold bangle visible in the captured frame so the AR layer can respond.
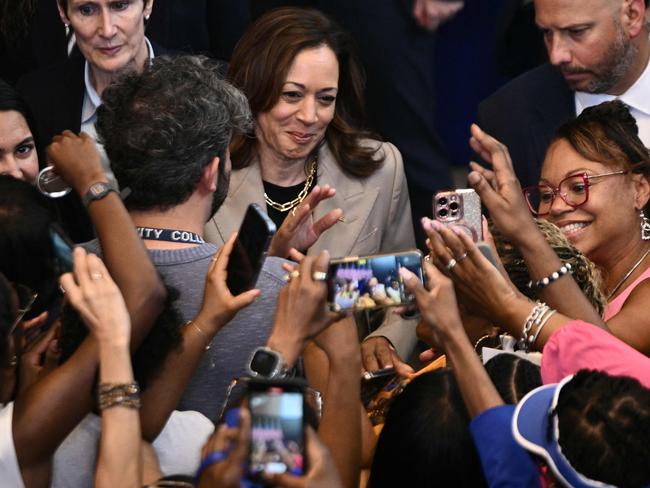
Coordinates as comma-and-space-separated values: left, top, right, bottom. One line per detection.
185, 320, 211, 351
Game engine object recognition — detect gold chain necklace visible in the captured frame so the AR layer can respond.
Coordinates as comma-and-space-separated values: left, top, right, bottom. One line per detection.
607, 246, 650, 300
264, 158, 317, 213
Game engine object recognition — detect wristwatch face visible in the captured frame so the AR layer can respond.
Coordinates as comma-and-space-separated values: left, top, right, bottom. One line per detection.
90, 183, 108, 197
250, 349, 280, 377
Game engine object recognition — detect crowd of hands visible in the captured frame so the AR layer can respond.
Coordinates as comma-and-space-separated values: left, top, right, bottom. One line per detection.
7, 120, 588, 488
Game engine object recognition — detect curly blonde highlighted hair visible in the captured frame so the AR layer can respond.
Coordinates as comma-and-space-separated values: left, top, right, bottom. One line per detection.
491, 219, 606, 316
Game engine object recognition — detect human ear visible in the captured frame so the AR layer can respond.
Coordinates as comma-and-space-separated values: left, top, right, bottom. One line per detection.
632, 173, 650, 211
200, 156, 221, 193
56, 0, 70, 25
144, 0, 155, 20
622, 0, 646, 38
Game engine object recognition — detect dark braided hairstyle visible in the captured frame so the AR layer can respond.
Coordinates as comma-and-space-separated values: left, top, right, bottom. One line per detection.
491, 219, 606, 315
555, 370, 650, 487
552, 100, 650, 214
484, 353, 542, 404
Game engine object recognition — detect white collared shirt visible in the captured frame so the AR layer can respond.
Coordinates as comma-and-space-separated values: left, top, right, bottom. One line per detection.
80, 38, 155, 187
575, 49, 650, 147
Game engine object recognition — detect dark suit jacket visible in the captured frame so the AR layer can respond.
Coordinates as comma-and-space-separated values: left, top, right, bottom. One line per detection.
476, 63, 576, 188
16, 44, 167, 242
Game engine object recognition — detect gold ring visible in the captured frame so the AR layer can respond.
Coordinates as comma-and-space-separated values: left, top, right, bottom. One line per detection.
283, 269, 301, 282
312, 271, 327, 281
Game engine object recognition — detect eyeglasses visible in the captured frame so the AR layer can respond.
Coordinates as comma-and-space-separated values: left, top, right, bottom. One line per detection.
9, 284, 38, 336
522, 170, 627, 216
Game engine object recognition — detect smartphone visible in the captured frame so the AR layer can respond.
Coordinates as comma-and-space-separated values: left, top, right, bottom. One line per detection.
248, 378, 307, 482
49, 224, 74, 275
226, 204, 276, 295
433, 189, 483, 242
327, 250, 423, 312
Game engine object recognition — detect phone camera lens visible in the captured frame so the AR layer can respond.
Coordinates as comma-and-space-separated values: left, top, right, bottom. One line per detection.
437, 197, 448, 206
438, 209, 448, 217
449, 202, 459, 211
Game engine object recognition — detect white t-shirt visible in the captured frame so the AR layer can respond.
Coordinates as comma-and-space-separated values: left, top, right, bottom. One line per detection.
52, 409, 213, 488
0, 402, 25, 488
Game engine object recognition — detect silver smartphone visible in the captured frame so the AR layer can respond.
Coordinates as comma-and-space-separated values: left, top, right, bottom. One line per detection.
433, 189, 483, 242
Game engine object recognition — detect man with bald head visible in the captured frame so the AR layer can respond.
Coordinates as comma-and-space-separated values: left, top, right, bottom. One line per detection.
477, 0, 650, 187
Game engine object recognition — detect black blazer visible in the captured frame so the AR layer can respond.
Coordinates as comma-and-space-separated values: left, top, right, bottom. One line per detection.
476, 63, 576, 188
16, 44, 168, 242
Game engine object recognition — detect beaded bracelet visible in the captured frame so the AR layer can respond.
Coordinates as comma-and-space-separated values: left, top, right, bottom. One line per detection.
98, 382, 141, 410
527, 263, 572, 290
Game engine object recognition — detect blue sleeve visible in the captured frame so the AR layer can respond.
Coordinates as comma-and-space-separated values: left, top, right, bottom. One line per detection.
470, 405, 541, 488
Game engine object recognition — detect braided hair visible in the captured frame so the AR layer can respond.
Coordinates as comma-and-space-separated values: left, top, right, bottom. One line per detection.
491, 219, 606, 315
555, 370, 650, 487
484, 353, 542, 404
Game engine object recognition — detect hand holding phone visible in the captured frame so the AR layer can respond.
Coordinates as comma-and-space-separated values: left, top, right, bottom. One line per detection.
327, 251, 424, 312
226, 204, 276, 295
247, 379, 307, 482
433, 189, 483, 242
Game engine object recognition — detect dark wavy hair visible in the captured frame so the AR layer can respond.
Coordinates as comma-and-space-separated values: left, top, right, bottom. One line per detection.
0, 176, 57, 293
555, 370, 650, 487
227, 7, 383, 177
369, 369, 487, 488
552, 100, 650, 214
96, 55, 252, 212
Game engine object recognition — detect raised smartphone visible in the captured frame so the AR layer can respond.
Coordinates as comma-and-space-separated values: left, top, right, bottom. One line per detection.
226, 203, 276, 295
49, 224, 74, 275
433, 189, 483, 242
248, 378, 307, 482
327, 250, 423, 312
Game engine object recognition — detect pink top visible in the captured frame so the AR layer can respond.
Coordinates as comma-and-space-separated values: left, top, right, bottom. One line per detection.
541, 320, 650, 388
603, 264, 650, 320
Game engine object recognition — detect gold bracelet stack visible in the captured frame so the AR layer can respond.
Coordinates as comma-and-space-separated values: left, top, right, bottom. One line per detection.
98, 382, 141, 410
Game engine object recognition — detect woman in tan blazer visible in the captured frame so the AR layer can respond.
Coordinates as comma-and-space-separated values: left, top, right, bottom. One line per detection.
204, 8, 418, 370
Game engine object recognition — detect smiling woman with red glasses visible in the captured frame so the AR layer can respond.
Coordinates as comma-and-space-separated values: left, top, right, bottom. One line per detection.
462, 99, 650, 356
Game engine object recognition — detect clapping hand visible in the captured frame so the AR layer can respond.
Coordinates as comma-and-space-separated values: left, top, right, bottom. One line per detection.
268, 185, 342, 258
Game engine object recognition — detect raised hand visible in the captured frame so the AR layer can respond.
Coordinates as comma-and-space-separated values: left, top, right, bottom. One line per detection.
422, 217, 522, 327
268, 185, 342, 258
267, 251, 333, 367
468, 124, 537, 245
59, 247, 130, 347
46, 131, 108, 197
194, 232, 260, 335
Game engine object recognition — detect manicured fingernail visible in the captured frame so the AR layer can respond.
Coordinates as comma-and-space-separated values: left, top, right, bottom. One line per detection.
430, 219, 444, 231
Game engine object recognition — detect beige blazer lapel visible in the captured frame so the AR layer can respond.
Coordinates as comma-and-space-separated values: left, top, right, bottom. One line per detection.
205, 163, 266, 246
309, 145, 380, 258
